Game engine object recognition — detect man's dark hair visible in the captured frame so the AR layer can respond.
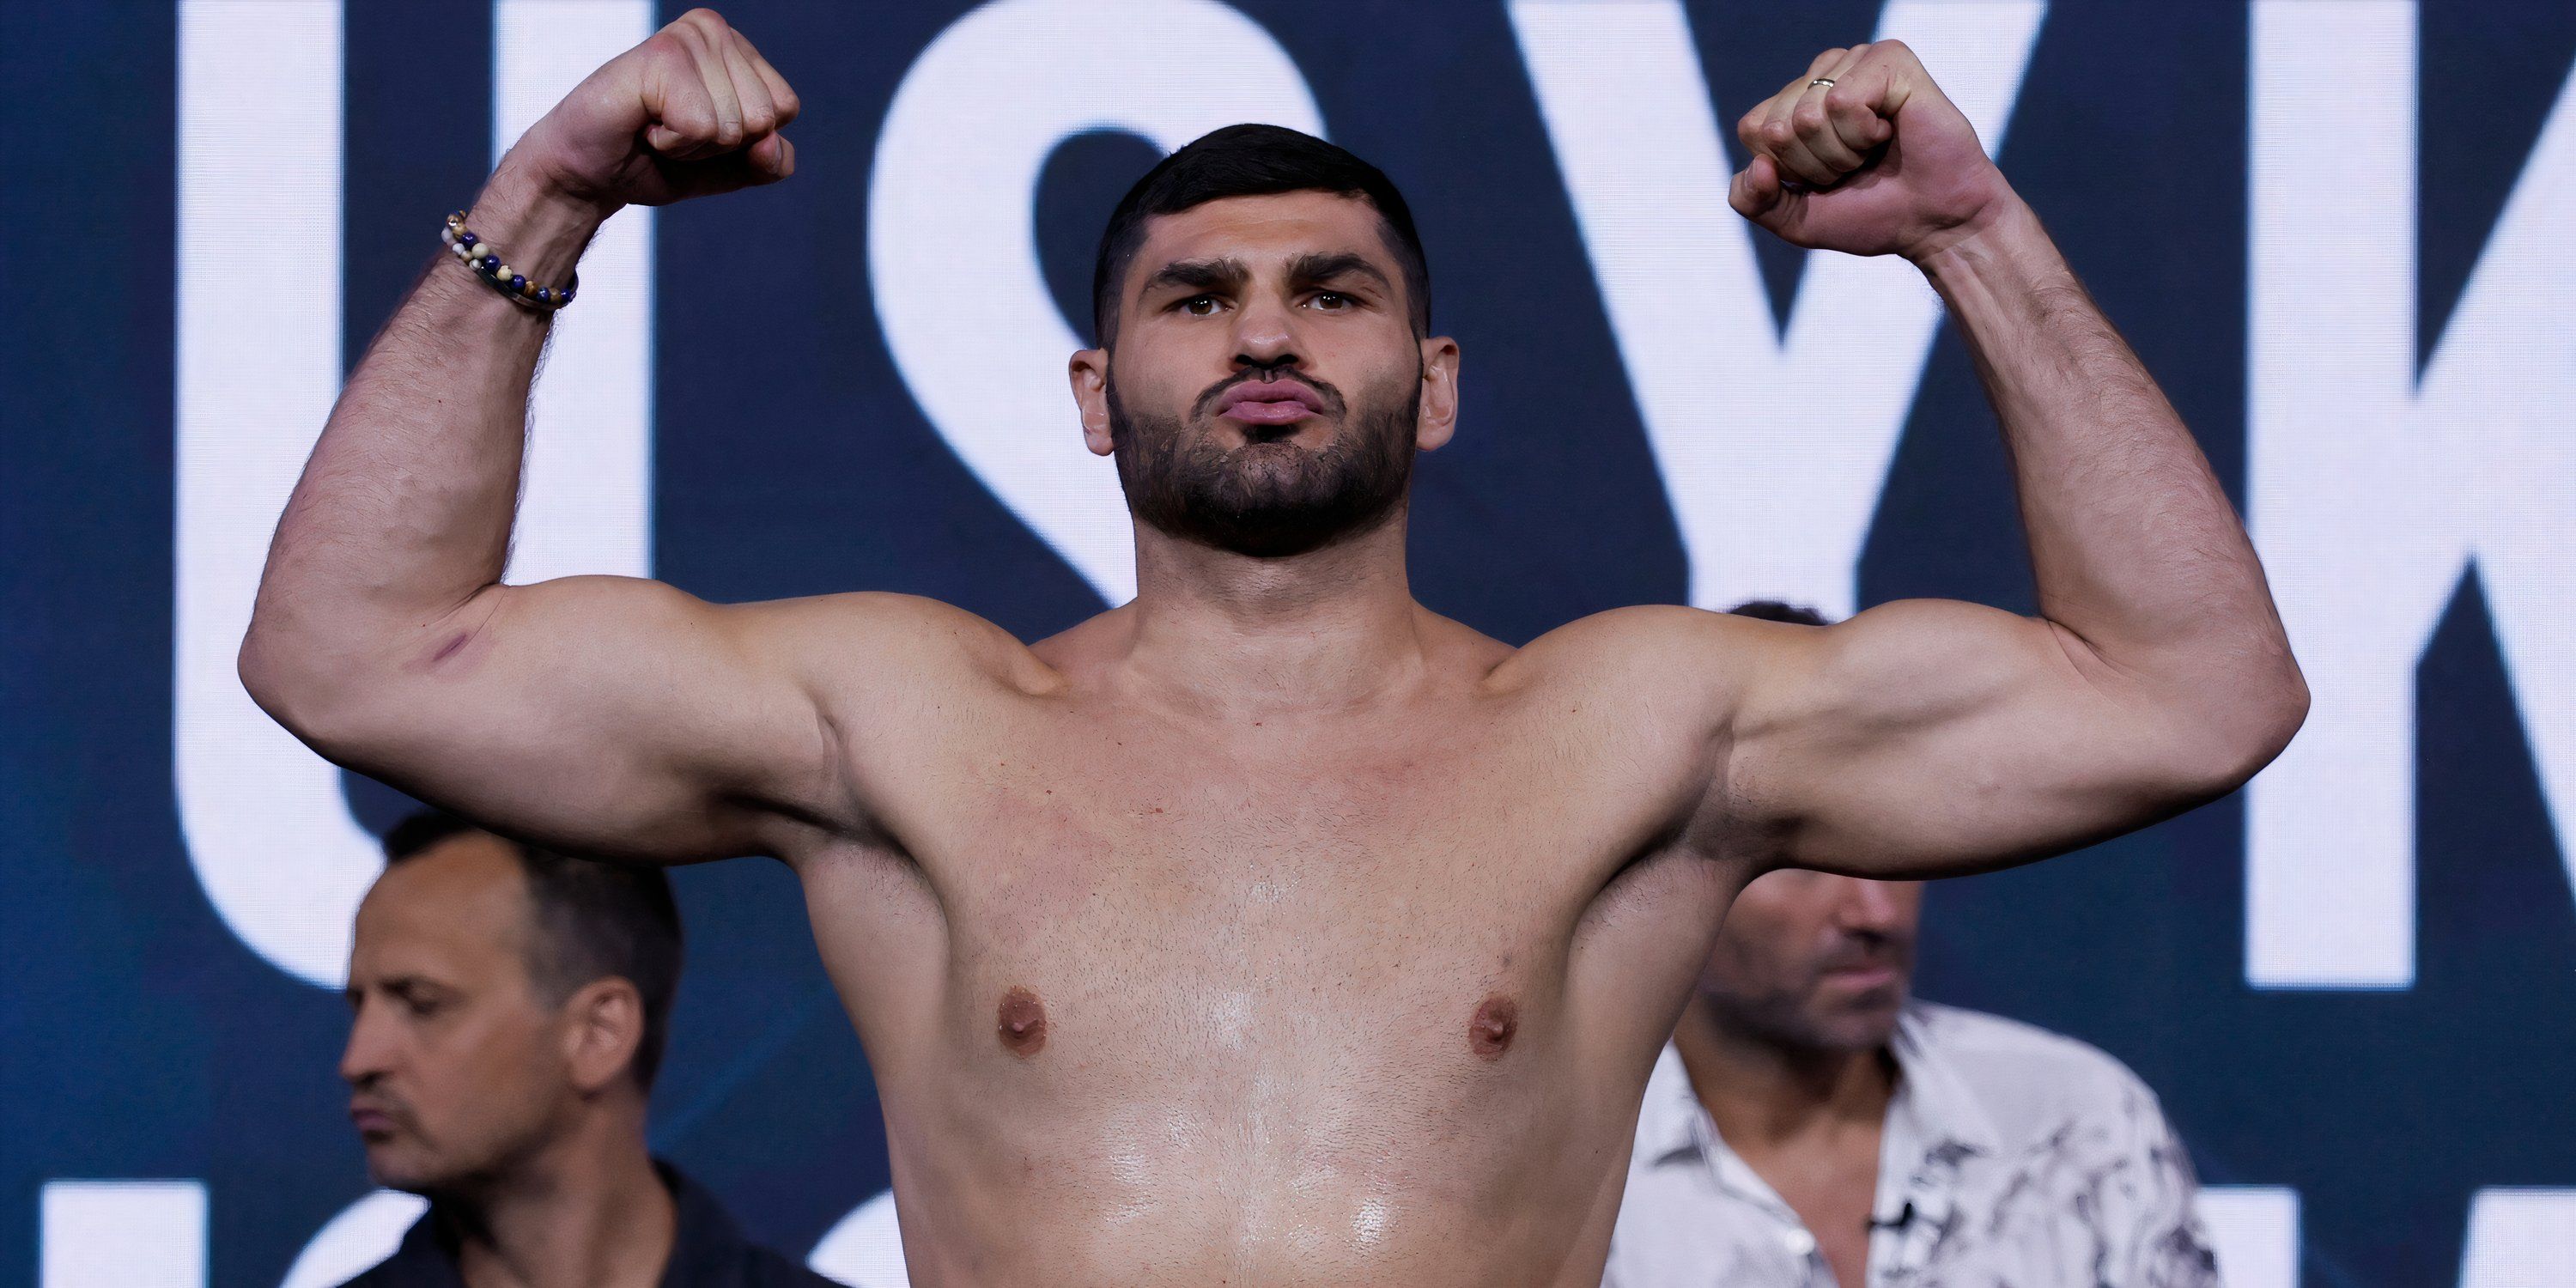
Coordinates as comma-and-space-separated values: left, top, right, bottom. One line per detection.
1727, 599, 1830, 627
382, 811, 684, 1091
1091, 124, 1431, 345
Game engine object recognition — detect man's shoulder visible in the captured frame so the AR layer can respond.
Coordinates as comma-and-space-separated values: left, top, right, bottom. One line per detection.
1512, 603, 1753, 664
1493, 604, 1775, 709
754, 592, 1048, 681
659, 1161, 848, 1288
1906, 1000, 2165, 1121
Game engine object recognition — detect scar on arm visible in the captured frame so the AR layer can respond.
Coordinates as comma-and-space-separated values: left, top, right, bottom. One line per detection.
404, 592, 507, 675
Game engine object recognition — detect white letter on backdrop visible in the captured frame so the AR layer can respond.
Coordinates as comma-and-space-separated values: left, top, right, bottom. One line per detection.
1511, 0, 2045, 617
177, 0, 656, 986
2247, 0, 2576, 987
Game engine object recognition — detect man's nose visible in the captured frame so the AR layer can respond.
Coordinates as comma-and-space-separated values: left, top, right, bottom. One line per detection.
1832, 877, 1907, 932
1230, 293, 1302, 372
339, 999, 394, 1086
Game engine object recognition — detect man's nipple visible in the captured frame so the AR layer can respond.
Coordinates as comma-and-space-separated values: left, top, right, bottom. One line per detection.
998, 986, 1048, 1057
1469, 994, 1518, 1060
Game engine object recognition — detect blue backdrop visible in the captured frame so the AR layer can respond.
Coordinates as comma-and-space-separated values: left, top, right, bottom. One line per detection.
5, 2, 2573, 1285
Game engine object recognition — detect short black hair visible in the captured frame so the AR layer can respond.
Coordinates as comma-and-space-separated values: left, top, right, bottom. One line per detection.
382, 811, 684, 1091
1727, 599, 1830, 627
1091, 124, 1431, 344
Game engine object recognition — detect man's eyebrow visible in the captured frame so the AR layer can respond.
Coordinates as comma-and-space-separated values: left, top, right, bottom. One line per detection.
1287, 252, 1392, 291
1139, 257, 1249, 296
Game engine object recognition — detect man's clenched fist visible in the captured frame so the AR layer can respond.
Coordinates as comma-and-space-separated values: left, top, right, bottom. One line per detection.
507, 8, 798, 214
1728, 40, 2014, 262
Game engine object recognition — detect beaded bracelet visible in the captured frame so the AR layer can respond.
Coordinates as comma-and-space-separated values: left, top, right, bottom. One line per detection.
440, 210, 578, 312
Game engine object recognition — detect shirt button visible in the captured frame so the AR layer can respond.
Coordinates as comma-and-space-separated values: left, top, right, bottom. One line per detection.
1781, 1227, 1818, 1258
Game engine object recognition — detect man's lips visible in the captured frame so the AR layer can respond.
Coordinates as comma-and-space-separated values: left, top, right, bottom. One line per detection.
1822, 963, 1900, 988
1215, 380, 1327, 425
349, 1101, 404, 1139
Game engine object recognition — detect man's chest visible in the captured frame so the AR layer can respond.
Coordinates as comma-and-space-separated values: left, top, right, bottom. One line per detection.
1751, 1146, 1883, 1288
901, 696, 1709, 943
817, 687, 1729, 1045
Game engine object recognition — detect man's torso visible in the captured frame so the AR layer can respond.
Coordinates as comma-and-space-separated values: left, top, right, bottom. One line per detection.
781, 603, 1753, 1286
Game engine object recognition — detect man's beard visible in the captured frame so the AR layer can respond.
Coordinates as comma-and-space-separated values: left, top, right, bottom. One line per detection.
1109, 368, 1419, 559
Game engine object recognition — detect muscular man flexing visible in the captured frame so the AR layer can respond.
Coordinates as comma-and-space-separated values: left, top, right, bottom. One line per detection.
243, 13, 2305, 1286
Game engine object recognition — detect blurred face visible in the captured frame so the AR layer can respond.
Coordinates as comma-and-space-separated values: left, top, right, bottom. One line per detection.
1698, 870, 1923, 1053
1073, 191, 1459, 557
340, 835, 575, 1194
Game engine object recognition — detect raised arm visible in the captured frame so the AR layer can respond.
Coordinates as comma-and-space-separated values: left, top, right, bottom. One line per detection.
1704, 41, 2306, 876
242, 10, 953, 864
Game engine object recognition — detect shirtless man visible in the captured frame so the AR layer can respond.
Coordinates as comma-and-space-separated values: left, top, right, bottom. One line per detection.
241, 11, 2306, 1286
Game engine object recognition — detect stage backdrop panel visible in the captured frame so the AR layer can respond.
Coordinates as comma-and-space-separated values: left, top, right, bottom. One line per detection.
3, 3, 2572, 1285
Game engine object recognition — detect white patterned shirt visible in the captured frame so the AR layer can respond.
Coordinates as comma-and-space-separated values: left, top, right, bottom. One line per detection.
1603, 1003, 2219, 1288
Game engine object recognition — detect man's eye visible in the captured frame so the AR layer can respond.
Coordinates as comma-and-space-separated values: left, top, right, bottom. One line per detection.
1180, 295, 1220, 317
1309, 292, 1351, 311
388, 986, 446, 1018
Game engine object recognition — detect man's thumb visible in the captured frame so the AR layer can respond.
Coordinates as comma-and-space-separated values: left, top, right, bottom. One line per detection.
1728, 154, 1789, 221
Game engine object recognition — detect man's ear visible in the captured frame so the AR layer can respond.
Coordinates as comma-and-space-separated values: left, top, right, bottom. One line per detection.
561, 977, 646, 1096
1415, 335, 1461, 452
1070, 348, 1115, 457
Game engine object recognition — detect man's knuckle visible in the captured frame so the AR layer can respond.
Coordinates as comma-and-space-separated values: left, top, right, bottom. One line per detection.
1761, 119, 1795, 147
1792, 105, 1828, 131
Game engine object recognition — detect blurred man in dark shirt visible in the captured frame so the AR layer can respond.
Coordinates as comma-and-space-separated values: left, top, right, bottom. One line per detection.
337, 811, 835, 1287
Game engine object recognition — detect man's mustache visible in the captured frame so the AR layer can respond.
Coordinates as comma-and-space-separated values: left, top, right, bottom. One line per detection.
1190, 368, 1348, 421
349, 1083, 420, 1132
1814, 931, 1911, 975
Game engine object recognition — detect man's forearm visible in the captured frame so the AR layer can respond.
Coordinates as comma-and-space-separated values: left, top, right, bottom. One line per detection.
1916, 197, 2302, 725
242, 163, 610, 700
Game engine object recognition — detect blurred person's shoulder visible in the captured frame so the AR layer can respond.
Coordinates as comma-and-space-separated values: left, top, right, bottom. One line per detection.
1901, 1000, 2173, 1142
663, 1163, 848, 1287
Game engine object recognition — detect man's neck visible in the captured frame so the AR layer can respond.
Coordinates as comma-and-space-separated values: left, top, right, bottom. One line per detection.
1115, 511, 1435, 718
444, 1099, 675, 1288
1673, 996, 1897, 1152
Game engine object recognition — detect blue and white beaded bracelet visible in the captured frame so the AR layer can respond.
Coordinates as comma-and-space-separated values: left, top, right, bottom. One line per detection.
441, 210, 578, 312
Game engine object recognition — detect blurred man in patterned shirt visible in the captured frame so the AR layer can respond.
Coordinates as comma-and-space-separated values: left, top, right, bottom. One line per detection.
1603, 605, 2219, 1288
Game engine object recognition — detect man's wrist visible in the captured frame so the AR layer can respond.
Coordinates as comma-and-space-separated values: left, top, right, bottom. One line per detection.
1907, 194, 2061, 292
460, 160, 617, 287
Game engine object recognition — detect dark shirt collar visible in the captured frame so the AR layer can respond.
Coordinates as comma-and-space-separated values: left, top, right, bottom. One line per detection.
352, 1160, 782, 1288
660, 1160, 756, 1287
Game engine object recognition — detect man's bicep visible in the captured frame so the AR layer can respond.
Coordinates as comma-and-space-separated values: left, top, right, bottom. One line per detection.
291, 579, 916, 865
1725, 598, 2215, 878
